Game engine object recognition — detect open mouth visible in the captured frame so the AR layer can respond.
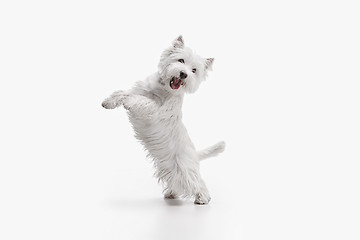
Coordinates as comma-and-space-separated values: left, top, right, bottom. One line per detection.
170, 77, 184, 90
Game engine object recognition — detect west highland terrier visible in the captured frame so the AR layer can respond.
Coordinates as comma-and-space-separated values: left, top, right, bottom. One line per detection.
102, 36, 225, 204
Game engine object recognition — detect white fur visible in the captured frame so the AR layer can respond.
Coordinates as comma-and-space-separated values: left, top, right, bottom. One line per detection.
102, 36, 225, 204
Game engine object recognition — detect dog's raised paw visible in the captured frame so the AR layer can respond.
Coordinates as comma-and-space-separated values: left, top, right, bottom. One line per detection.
102, 90, 129, 109
101, 99, 116, 109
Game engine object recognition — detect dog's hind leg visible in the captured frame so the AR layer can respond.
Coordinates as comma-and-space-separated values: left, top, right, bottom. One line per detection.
194, 179, 211, 205
164, 190, 178, 199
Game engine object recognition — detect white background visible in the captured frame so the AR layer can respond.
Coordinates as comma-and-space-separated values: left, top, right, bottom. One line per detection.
1, 0, 359, 239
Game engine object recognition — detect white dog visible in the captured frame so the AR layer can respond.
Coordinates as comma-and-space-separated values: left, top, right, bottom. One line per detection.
102, 36, 225, 204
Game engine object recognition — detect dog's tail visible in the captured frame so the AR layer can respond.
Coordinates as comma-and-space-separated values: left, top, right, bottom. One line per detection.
197, 141, 226, 161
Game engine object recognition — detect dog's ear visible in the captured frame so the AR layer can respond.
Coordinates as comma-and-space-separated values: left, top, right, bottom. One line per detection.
205, 58, 214, 70
173, 35, 184, 48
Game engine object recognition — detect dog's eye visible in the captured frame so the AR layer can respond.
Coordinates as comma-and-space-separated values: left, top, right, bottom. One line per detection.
178, 59, 185, 64
192, 68, 196, 73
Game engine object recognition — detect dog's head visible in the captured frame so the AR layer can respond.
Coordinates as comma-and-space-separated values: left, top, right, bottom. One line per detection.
158, 36, 214, 94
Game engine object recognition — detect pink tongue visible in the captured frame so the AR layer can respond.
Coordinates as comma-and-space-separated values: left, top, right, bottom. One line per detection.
171, 78, 181, 89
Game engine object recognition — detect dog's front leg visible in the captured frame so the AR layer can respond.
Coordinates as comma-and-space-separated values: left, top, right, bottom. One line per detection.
102, 90, 129, 109
122, 95, 158, 119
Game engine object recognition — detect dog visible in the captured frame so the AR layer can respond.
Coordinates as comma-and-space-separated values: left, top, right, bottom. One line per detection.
102, 36, 225, 204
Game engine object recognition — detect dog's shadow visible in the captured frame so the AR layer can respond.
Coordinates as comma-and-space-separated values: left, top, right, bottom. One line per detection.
163, 198, 187, 206
106, 196, 211, 238
106, 196, 195, 210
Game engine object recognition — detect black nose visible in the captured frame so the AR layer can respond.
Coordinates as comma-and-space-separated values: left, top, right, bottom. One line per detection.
179, 71, 187, 79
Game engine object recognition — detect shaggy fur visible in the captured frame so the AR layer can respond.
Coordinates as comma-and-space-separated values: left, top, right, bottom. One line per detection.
102, 36, 225, 204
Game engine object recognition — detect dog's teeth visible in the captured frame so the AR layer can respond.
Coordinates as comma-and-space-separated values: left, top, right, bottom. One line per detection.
170, 80, 174, 84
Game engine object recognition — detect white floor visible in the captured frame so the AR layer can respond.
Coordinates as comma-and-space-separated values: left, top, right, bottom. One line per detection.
1, 118, 358, 239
